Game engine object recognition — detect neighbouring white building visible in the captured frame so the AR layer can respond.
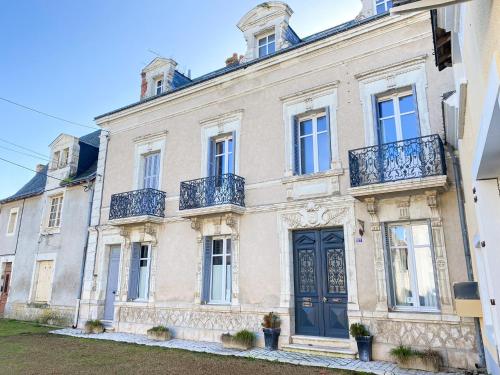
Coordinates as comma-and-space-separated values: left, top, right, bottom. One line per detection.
0, 130, 100, 325
74, 1, 481, 369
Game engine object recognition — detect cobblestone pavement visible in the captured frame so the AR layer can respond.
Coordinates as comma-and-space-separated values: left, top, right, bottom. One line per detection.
52, 329, 460, 375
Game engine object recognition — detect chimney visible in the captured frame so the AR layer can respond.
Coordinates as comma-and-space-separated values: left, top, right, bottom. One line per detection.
225, 53, 243, 67
140, 72, 148, 99
35, 164, 45, 173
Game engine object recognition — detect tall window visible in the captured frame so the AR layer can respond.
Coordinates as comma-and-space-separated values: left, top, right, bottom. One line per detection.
375, 0, 393, 14
6, 208, 18, 235
295, 112, 331, 175
386, 222, 438, 311
377, 91, 419, 144
142, 152, 160, 189
156, 79, 163, 95
52, 151, 60, 170
60, 148, 69, 168
48, 195, 63, 228
128, 244, 151, 301
258, 33, 275, 57
209, 238, 232, 304
213, 136, 234, 176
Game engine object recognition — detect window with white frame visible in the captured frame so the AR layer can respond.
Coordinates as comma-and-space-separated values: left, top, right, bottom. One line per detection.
128, 244, 151, 301
6, 208, 18, 235
201, 236, 232, 304
294, 111, 331, 175
386, 222, 438, 311
258, 33, 275, 58
155, 79, 163, 95
211, 135, 234, 176
375, 0, 393, 14
142, 152, 160, 189
47, 195, 63, 228
377, 90, 420, 144
59, 148, 69, 168
51, 151, 60, 170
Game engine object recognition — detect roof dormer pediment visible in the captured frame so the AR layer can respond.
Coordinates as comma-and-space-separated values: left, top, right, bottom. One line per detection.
142, 57, 177, 74
49, 133, 77, 148
237, 1, 292, 32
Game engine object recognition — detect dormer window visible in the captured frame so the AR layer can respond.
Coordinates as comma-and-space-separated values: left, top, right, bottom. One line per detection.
52, 151, 60, 170
60, 148, 69, 168
258, 33, 276, 58
156, 79, 163, 95
375, 0, 393, 14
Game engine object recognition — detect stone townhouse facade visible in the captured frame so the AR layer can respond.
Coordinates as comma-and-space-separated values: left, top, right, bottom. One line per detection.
73, 1, 480, 368
391, 0, 500, 373
0, 130, 100, 325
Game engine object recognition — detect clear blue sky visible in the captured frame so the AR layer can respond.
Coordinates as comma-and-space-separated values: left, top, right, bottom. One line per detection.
0, 1, 360, 198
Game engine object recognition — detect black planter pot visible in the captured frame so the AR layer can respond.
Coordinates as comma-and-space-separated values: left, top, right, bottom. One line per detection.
262, 328, 281, 350
355, 335, 373, 362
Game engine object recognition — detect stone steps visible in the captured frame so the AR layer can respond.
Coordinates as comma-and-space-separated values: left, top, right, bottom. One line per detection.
282, 335, 357, 359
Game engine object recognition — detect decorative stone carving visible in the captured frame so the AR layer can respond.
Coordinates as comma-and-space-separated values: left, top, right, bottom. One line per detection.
397, 197, 410, 220
283, 202, 348, 229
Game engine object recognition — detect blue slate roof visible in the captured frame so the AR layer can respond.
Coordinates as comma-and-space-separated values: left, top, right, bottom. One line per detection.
0, 130, 101, 203
95, 12, 390, 120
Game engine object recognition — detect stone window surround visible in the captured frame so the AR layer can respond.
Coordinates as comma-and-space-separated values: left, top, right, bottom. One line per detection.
356, 55, 431, 147
28, 252, 57, 304
255, 28, 276, 57
133, 132, 166, 191
200, 110, 242, 178
281, 81, 341, 179
6, 207, 19, 236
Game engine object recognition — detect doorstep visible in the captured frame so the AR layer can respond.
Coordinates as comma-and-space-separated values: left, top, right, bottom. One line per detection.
50, 328, 458, 375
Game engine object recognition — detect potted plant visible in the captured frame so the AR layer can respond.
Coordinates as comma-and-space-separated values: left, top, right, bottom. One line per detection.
84, 319, 105, 334
390, 345, 442, 372
147, 326, 171, 341
221, 329, 256, 350
262, 312, 281, 350
350, 322, 372, 362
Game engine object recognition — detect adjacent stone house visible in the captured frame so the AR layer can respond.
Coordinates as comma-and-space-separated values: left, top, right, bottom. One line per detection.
76, 1, 479, 368
0, 130, 100, 325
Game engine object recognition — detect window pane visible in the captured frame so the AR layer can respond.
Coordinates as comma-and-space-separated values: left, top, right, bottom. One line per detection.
414, 246, 438, 307
227, 152, 234, 174
380, 118, 397, 143
259, 37, 266, 46
225, 263, 232, 301
268, 34, 275, 42
300, 119, 313, 136
378, 99, 394, 118
211, 257, 223, 301
317, 116, 327, 132
391, 247, 413, 306
259, 46, 266, 57
300, 136, 314, 174
213, 240, 223, 255
227, 139, 233, 153
389, 225, 408, 247
138, 262, 149, 299
141, 246, 148, 258
388, 1, 393, 9
317, 132, 331, 172
401, 113, 419, 140
411, 224, 430, 246
268, 41, 275, 54
215, 155, 224, 176
215, 141, 224, 155
376, 3, 385, 13
399, 95, 415, 113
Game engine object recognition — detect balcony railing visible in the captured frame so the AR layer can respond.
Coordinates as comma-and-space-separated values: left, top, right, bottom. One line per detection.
348, 134, 446, 188
109, 188, 166, 220
179, 173, 245, 211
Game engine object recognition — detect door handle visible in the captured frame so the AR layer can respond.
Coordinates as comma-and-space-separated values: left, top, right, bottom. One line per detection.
331, 298, 342, 303
323, 297, 327, 303
112, 291, 116, 295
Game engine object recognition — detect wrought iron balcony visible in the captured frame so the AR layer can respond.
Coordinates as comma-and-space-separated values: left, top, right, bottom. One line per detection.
179, 173, 245, 211
109, 188, 166, 221
348, 134, 446, 188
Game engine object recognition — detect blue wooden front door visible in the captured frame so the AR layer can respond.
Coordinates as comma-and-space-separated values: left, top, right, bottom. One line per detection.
293, 228, 348, 338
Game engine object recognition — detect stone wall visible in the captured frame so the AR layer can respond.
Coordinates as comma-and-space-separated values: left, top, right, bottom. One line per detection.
6, 302, 74, 326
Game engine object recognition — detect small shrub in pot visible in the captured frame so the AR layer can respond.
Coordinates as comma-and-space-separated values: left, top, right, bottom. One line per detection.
84, 320, 105, 334
221, 330, 256, 350
262, 312, 281, 350
147, 326, 171, 341
390, 345, 442, 372
349, 323, 372, 362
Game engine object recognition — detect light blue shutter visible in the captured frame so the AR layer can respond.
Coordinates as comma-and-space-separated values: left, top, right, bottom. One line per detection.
372, 94, 381, 145
128, 243, 141, 300
293, 116, 300, 175
207, 139, 215, 177
411, 84, 421, 136
231, 131, 236, 174
201, 236, 213, 304
325, 106, 332, 168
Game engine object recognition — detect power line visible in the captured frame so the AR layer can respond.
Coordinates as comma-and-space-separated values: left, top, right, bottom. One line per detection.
0, 156, 65, 182
0, 96, 99, 131
0, 144, 51, 162
0, 137, 49, 158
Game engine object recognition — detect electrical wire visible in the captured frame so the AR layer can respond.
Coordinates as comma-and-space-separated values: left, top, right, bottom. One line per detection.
0, 137, 49, 158
0, 156, 65, 182
0, 144, 51, 162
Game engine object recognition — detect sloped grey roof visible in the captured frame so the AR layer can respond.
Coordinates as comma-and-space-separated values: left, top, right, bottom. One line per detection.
95, 12, 389, 120
0, 164, 47, 203
79, 130, 101, 148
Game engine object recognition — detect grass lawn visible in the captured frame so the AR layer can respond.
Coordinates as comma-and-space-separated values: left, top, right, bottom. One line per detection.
0, 319, 365, 374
